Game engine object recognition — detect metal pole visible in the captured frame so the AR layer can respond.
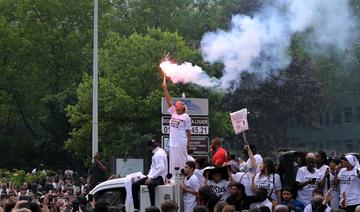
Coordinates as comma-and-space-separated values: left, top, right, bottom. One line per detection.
242, 131, 248, 145
92, 0, 99, 160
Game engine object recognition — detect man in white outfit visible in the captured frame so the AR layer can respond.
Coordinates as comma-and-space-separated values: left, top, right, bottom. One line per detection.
162, 77, 191, 176
131, 138, 168, 210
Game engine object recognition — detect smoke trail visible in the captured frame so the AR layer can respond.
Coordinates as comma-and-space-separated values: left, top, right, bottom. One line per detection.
200, 0, 358, 89
160, 0, 358, 90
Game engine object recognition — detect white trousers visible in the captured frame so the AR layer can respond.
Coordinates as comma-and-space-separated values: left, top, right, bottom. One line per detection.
169, 146, 187, 176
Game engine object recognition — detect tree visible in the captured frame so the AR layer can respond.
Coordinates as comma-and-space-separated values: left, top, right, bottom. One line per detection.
66, 29, 210, 165
222, 51, 325, 155
0, 0, 96, 170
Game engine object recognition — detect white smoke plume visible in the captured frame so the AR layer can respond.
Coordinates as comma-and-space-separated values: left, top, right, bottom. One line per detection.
161, 0, 358, 90
160, 61, 220, 87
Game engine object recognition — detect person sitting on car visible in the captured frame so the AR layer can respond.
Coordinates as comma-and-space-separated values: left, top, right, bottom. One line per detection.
131, 138, 167, 210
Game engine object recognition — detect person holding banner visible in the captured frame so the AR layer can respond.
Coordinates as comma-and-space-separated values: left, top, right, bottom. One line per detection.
162, 77, 192, 176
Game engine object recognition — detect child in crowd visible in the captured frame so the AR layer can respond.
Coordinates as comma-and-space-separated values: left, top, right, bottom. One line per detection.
280, 187, 305, 210
180, 161, 200, 212
205, 167, 230, 200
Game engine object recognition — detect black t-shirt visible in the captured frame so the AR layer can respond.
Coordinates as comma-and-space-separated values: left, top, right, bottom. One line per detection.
89, 162, 106, 185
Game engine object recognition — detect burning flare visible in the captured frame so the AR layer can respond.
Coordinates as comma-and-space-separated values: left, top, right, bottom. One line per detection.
159, 60, 219, 88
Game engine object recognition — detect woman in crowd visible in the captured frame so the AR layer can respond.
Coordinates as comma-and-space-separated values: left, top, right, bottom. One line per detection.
253, 158, 282, 204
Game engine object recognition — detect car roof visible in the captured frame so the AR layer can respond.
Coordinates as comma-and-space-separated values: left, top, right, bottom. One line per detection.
89, 178, 126, 195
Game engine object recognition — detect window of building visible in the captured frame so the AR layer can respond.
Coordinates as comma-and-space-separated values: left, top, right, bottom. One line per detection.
344, 108, 353, 123
332, 113, 341, 125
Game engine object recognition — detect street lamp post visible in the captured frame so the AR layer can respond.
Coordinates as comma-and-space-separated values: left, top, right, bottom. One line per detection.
92, 0, 99, 160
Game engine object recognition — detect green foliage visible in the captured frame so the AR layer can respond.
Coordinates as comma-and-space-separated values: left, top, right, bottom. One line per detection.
66, 29, 207, 164
0, 169, 46, 187
0, 0, 96, 170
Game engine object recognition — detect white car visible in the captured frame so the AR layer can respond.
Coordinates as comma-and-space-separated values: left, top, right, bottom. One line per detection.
89, 177, 180, 212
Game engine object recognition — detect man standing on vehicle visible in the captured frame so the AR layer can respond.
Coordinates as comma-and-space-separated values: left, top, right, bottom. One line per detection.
132, 138, 168, 210
88, 152, 107, 190
162, 77, 192, 176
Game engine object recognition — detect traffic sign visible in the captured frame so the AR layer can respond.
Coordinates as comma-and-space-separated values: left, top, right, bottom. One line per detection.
161, 136, 210, 155
161, 116, 209, 135
161, 97, 209, 116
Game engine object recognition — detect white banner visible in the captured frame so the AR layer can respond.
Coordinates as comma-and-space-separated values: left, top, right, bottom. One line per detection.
230, 108, 249, 134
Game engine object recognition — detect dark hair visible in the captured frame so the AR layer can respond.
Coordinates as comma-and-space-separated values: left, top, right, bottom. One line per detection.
193, 206, 209, 212
261, 158, 276, 176
94, 199, 110, 212
230, 182, 246, 198
328, 158, 341, 165
259, 206, 271, 212
249, 144, 257, 154
255, 188, 268, 200
212, 137, 222, 146
199, 186, 212, 200
185, 161, 196, 170
312, 188, 323, 196
160, 200, 178, 212
144, 206, 161, 212
30, 202, 42, 212
317, 151, 328, 165
214, 201, 228, 212
195, 157, 206, 169
281, 186, 294, 195
145, 138, 158, 147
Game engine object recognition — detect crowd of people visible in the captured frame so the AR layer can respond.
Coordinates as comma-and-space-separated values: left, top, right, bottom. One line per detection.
0, 152, 109, 212
126, 78, 360, 212
136, 137, 360, 212
1, 80, 359, 212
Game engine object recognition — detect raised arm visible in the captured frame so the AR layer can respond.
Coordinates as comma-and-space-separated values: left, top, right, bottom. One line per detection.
245, 144, 257, 171
162, 75, 173, 108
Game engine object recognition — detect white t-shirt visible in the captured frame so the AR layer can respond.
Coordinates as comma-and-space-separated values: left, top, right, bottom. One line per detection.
208, 179, 230, 200
194, 169, 205, 185
338, 167, 360, 206
187, 154, 195, 162
254, 173, 282, 201
329, 172, 339, 208
233, 172, 256, 196
247, 154, 263, 174
296, 166, 323, 205
318, 165, 329, 195
168, 106, 191, 148
303, 203, 331, 212
250, 199, 273, 212
184, 174, 200, 212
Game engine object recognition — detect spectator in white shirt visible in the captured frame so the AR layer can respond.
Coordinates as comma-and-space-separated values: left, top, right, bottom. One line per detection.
180, 161, 201, 212
253, 158, 282, 204
296, 152, 324, 206
243, 144, 263, 174
132, 138, 168, 210
334, 154, 360, 212
316, 151, 330, 196
250, 188, 273, 211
